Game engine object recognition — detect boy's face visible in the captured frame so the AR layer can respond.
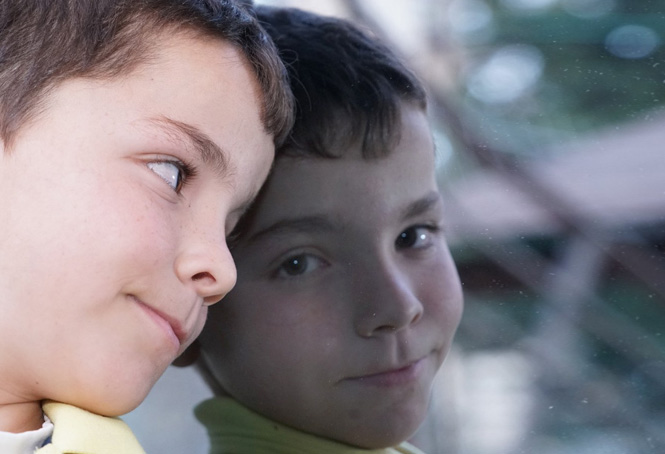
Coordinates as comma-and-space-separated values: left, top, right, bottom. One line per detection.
199, 105, 463, 448
0, 35, 274, 417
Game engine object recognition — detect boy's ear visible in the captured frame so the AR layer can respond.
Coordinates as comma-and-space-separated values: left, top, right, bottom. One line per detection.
172, 339, 200, 367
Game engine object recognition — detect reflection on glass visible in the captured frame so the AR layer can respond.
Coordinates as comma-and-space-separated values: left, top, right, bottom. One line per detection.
128, 1, 665, 453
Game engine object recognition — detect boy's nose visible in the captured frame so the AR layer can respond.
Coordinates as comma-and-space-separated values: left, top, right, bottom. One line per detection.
354, 262, 424, 338
174, 234, 237, 305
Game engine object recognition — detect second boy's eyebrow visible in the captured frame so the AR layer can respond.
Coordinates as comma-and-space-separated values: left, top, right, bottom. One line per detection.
246, 192, 444, 246
245, 215, 338, 245
149, 116, 230, 177
400, 191, 442, 221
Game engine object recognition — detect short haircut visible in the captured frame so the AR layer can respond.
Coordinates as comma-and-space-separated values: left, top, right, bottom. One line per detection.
255, 6, 427, 159
0, 0, 294, 148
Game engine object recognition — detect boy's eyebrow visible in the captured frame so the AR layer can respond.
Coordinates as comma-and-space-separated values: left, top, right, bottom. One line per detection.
244, 192, 443, 246
245, 215, 338, 245
148, 116, 230, 176
400, 191, 443, 220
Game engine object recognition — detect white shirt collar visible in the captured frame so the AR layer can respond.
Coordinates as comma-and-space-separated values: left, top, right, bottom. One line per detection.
0, 415, 53, 454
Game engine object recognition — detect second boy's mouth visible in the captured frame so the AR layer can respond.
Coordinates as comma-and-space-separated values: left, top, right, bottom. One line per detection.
343, 356, 428, 388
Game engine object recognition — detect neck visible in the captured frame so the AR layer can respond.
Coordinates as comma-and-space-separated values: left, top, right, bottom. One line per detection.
0, 399, 44, 433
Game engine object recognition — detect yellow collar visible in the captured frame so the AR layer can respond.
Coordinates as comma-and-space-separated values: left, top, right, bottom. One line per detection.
36, 401, 145, 454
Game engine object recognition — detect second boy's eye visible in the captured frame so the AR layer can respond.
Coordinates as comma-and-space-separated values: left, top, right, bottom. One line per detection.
395, 226, 436, 250
276, 254, 324, 278
147, 161, 185, 193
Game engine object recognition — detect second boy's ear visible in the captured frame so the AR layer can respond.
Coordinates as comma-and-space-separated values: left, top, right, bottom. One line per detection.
172, 340, 200, 367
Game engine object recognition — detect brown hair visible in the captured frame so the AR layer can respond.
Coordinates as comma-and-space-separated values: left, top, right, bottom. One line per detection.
0, 0, 294, 148
256, 6, 426, 159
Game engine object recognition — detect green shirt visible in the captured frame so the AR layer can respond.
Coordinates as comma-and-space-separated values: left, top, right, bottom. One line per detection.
195, 397, 427, 454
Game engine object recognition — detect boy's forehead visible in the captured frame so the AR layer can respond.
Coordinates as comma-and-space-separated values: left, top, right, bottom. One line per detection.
243, 141, 438, 242
12, 32, 270, 190
238, 105, 433, 213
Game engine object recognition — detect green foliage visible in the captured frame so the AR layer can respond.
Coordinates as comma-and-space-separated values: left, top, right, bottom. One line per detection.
462, 0, 665, 137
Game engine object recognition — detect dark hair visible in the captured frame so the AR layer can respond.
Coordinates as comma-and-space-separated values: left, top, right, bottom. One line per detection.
255, 6, 427, 159
0, 0, 294, 148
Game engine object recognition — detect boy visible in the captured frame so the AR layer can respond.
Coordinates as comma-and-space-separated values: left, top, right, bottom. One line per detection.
0, 1, 293, 453
189, 6, 464, 453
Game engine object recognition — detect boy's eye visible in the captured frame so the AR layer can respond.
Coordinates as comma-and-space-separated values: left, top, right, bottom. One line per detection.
395, 226, 436, 250
276, 253, 324, 278
147, 161, 185, 192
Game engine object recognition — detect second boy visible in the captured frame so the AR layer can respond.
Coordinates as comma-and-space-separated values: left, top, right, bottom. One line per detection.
187, 6, 464, 453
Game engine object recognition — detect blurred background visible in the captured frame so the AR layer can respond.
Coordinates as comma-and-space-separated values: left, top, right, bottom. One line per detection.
126, 0, 665, 452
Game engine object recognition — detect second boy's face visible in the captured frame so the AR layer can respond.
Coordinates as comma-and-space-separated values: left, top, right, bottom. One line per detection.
0, 35, 273, 416
200, 105, 464, 448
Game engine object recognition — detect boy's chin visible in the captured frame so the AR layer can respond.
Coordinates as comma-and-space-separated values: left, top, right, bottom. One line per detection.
312, 401, 428, 450
70, 396, 142, 418
59, 379, 157, 417
345, 420, 423, 450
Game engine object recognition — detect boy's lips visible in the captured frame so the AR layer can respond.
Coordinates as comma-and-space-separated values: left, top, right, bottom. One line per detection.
133, 296, 188, 349
344, 356, 427, 387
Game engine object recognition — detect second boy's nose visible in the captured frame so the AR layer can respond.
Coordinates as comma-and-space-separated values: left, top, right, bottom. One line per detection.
353, 261, 424, 338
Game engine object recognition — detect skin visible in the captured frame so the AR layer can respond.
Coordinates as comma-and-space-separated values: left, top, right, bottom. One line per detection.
199, 105, 464, 449
0, 33, 274, 432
